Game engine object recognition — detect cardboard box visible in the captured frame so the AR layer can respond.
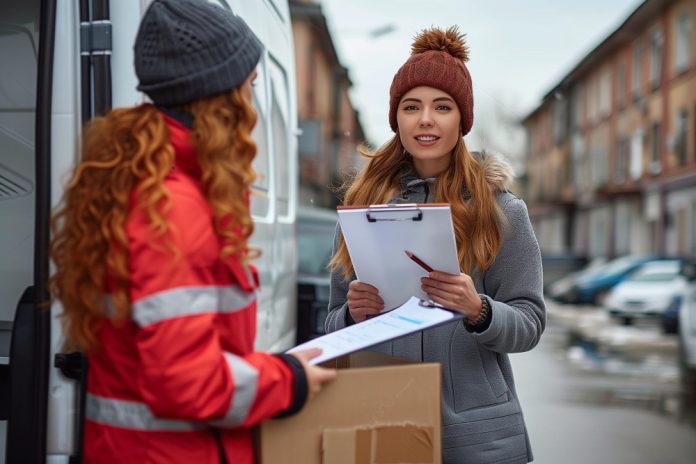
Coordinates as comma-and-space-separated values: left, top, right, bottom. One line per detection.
260, 351, 442, 464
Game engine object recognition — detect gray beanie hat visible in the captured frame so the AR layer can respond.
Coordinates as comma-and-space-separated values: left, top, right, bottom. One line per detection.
134, 0, 263, 106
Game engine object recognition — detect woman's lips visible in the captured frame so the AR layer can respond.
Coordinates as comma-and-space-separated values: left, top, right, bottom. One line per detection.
414, 135, 440, 147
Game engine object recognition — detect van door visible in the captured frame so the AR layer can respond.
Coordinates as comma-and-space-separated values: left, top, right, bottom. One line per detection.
249, 50, 277, 350
0, 0, 55, 461
268, 57, 298, 350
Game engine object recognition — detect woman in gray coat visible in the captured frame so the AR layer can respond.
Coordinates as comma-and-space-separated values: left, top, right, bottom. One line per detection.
326, 26, 545, 464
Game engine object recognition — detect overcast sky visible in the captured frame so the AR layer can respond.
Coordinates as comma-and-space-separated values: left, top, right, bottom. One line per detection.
321, 0, 644, 162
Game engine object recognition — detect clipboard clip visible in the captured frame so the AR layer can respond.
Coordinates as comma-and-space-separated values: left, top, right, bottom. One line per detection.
418, 299, 462, 316
366, 204, 423, 223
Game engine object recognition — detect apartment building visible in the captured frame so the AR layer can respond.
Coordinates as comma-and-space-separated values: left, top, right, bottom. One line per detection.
524, 0, 696, 258
290, 0, 367, 208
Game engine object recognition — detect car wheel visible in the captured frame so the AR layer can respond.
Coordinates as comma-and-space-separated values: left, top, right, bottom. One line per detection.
593, 289, 609, 306
679, 337, 696, 393
661, 317, 679, 335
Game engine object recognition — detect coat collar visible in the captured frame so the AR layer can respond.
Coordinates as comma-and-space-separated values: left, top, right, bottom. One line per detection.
399, 150, 514, 196
161, 112, 202, 179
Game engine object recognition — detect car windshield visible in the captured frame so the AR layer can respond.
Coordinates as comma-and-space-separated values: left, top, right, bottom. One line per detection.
629, 272, 678, 282
627, 262, 680, 282
595, 256, 647, 276
298, 222, 335, 276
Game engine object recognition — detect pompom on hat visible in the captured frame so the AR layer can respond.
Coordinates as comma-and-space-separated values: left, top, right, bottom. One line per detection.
388, 26, 474, 135
133, 0, 263, 106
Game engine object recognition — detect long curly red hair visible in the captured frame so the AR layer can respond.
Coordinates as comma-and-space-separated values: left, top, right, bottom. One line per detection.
50, 87, 257, 351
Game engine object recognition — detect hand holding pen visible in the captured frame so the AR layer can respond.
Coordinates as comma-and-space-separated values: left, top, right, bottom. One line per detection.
405, 250, 434, 272
407, 250, 484, 320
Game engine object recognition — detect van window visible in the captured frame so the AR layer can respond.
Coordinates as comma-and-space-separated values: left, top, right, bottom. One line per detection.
251, 55, 270, 218
269, 60, 291, 218
0, 1, 39, 323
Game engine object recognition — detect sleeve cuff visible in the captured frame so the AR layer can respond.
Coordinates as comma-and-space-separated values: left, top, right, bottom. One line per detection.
344, 303, 356, 326
273, 353, 308, 418
465, 295, 493, 333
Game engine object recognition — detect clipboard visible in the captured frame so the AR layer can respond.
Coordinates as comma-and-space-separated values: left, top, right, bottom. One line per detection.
337, 203, 460, 311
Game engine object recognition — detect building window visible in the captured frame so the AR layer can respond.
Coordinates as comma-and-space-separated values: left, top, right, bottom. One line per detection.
632, 38, 642, 99
553, 94, 568, 144
571, 132, 585, 192
592, 146, 609, 187
599, 68, 612, 118
615, 137, 627, 184
649, 122, 661, 175
616, 59, 626, 109
586, 78, 597, 125
614, 203, 631, 256
650, 28, 663, 89
630, 129, 644, 180
676, 11, 692, 73
570, 85, 582, 131
675, 109, 689, 165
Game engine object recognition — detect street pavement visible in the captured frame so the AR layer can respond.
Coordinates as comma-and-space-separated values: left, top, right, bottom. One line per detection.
512, 299, 696, 463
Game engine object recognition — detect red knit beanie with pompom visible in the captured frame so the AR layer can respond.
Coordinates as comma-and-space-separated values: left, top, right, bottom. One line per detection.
389, 26, 473, 135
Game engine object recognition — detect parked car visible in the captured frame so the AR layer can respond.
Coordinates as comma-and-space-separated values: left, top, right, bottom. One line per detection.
296, 206, 338, 343
557, 255, 664, 305
679, 291, 696, 392
660, 294, 682, 334
669, 260, 696, 391
547, 257, 606, 303
541, 254, 588, 291
604, 260, 688, 325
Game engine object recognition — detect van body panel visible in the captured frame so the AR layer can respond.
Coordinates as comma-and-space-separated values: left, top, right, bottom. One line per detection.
1, 0, 299, 459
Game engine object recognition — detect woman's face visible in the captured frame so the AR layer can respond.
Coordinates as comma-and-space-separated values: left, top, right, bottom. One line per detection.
240, 67, 258, 103
397, 86, 461, 178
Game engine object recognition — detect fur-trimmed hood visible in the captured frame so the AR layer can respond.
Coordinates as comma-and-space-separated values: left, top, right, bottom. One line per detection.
474, 150, 515, 192
399, 150, 515, 197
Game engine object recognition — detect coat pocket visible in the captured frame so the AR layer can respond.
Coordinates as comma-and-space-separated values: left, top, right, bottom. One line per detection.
449, 324, 509, 413
443, 430, 527, 464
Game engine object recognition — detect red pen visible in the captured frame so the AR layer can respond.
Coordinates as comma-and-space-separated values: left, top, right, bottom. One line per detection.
404, 250, 434, 273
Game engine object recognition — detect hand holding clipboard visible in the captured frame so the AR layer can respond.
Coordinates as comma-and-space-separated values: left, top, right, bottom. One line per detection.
337, 203, 459, 311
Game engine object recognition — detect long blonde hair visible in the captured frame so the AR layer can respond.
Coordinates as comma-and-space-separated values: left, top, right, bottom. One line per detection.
50, 87, 257, 351
329, 136, 504, 278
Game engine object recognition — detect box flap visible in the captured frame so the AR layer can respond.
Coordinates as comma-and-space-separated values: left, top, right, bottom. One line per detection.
321, 350, 414, 369
323, 424, 435, 464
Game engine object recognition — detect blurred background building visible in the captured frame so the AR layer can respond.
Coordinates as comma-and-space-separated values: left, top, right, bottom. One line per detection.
289, 0, 367, 209
524, 0, 696, 259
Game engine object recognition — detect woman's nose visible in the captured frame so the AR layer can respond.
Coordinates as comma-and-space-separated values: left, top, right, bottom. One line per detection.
419, 110, 433, 127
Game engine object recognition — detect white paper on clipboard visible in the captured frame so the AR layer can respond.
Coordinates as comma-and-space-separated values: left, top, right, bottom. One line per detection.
337, 203, 460, 311
287, 296, 462, 365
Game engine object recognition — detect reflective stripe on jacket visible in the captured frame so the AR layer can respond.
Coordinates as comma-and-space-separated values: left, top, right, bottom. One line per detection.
83, 113, 305, 464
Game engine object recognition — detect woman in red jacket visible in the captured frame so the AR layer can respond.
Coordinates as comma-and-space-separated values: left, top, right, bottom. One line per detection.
49, 1, 335, 462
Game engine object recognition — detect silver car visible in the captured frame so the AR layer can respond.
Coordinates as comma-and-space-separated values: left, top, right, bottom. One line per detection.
604, 260, 688, 324
677, 282, 696, 391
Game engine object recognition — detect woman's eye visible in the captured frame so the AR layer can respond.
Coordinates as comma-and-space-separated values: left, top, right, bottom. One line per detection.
403, 105, 418, 111
436, 105, 451, 111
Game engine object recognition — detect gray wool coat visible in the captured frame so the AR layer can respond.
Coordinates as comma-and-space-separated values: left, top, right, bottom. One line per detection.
325, 152, 546, 464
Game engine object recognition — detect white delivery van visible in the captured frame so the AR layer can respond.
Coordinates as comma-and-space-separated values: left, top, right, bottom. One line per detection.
0, 1, 299, 462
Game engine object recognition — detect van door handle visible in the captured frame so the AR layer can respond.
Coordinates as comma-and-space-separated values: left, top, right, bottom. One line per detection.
54, 351, 85, 380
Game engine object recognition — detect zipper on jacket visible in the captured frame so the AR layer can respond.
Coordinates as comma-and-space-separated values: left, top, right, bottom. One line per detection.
423, 182, 430, 203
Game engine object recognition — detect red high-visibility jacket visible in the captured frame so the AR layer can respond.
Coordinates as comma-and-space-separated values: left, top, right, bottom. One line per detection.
83, 112, 306, 464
